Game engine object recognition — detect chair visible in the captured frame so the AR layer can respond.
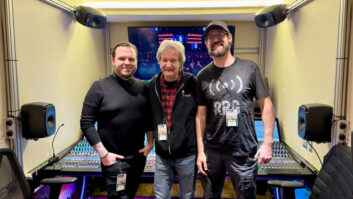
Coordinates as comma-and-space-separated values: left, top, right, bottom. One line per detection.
0, 148, 77, 199
267, 144, 353, 199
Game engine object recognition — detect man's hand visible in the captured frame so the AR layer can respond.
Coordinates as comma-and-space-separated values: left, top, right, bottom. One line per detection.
254, 142, 273, 164
197, 152, 208, 176
101, 152, 124, 166
139, 144, 154, 156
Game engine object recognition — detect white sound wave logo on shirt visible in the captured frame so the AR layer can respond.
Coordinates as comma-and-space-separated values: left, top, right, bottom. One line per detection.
209, 76, 243, 96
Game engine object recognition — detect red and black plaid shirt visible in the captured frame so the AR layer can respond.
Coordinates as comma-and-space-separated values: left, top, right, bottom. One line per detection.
160, 73, 182, 128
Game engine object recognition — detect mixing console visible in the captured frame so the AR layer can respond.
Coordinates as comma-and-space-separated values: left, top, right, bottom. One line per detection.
142, 141, 313, 175
52, 139, 101, 172
40, 120, 314, 199
49, 137, 312, 176
50, 138, 156, 173
258, 142, 312, 175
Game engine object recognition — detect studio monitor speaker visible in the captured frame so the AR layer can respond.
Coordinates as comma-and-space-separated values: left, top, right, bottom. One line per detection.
21, 102, 56, 139
255, 4, 288, 28
75, 6, 106, 29
298, 103, 333, 142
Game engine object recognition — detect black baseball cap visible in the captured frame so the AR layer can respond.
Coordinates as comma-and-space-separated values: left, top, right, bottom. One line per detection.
204, 21, 230, 38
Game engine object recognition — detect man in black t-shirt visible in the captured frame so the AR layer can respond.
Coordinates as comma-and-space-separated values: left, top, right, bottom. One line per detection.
195, 21, 275, 199
80, 42, 153, 199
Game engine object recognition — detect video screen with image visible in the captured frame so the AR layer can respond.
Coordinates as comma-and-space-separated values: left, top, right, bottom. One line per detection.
128, 26, 235, 81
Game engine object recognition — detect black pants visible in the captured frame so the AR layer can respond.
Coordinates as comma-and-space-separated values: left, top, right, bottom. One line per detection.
101, 153, 146, 199
200, 148, 257, 199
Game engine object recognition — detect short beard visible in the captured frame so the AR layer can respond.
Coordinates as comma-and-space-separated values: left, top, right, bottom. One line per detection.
208, 44, 230, 57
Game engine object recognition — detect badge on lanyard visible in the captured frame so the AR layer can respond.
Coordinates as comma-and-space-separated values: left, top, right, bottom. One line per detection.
226, 108, 238, 127
158, 124, 168, 141
116, 173, 127, 192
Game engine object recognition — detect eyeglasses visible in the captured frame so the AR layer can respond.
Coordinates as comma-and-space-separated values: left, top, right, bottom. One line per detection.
206, 32, 228, 40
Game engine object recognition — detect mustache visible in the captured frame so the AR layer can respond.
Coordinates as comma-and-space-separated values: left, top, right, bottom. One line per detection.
211, 41, 223, 49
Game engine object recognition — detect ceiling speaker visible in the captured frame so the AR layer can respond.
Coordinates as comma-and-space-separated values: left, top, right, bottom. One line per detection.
255, 4, 288, 28
75, 6, 106, 29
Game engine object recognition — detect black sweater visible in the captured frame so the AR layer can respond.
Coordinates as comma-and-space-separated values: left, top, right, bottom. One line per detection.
80, 73, 151, 156
148, 72, 197, 159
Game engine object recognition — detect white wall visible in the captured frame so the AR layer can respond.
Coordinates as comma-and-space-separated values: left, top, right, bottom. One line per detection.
13, 0, 106, 173
266, 0, 340, 170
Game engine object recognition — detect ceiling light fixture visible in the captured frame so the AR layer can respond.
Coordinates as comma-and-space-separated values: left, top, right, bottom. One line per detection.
84, 0, 284, 9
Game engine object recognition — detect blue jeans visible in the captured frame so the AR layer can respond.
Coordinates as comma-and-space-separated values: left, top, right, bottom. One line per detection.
154, 154, 197, 199
200, 148, 257, 199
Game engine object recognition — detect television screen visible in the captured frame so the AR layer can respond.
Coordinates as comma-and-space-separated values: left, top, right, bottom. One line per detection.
128, 26, 235, 81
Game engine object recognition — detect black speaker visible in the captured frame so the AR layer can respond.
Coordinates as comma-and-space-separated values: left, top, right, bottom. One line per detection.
20, 102, 56, 139
298, 104, 333, 142
255, 4, 288, 28
75, 6, 106, 29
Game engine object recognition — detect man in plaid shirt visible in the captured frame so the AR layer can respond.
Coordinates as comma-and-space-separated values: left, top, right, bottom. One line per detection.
159, 70, 181, 129
148, 40, 197, 199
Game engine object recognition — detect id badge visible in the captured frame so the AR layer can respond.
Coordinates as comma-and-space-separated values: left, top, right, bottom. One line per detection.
116, 173, 127, 192
158, 124, 168, 141
226, 108, 238, 127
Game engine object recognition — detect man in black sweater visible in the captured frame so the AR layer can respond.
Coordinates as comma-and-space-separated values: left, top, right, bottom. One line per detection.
148, 40, 197, 199
80, 42, 153, 199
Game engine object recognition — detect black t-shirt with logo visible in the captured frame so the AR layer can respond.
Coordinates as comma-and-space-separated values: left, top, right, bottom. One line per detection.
196, 57, 269, 156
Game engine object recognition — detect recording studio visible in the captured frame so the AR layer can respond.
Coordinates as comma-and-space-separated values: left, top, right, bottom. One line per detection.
1, 0, 353, 198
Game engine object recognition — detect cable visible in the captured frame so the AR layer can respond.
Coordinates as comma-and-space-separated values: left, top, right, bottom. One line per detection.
331, 114, 345, 123
48, 123, 64, 165
307, 141, 323, 166
52, 123, 64, 157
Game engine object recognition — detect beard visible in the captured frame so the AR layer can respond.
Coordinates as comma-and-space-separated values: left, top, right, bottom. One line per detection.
208, 42, 230, 57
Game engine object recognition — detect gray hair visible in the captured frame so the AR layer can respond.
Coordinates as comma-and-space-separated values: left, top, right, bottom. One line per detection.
156, 40, 185, 72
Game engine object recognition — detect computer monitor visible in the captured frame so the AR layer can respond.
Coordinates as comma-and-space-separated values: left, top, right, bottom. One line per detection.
255, 119, 281, 143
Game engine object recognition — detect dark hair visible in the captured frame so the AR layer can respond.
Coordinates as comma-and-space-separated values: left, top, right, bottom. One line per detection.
111, 42, 138, 59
